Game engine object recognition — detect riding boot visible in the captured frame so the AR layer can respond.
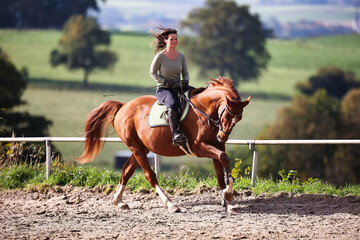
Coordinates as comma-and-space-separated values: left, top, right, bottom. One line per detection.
167, 109, 185, 145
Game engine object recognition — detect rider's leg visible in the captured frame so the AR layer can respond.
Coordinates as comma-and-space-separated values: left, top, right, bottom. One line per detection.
157, 87, 185, 145
167, 108, 185, 144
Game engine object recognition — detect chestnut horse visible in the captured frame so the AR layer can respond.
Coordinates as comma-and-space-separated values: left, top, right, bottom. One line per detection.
77, 76, 251, 213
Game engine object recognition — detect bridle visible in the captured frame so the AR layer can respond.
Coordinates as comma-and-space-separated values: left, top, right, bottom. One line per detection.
217, 104, 243, 135
178, 92, 242, 136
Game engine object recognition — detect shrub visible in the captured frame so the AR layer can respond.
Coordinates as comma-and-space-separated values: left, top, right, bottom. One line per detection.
296, 66, 360, 99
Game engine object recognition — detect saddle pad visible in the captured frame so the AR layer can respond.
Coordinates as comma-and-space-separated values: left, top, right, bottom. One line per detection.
148, 92, 190, 128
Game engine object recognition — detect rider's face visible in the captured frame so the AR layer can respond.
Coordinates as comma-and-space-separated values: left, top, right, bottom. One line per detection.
166, 33, 178, 49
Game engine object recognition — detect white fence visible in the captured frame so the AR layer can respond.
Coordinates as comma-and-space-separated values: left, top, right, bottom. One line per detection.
1, 137, 360, 184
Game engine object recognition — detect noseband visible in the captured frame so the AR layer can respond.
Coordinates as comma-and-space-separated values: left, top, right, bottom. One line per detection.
217, 104, 243, 135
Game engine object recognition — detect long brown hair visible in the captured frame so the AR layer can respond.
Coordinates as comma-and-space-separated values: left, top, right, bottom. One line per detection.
150, 26, 177, 54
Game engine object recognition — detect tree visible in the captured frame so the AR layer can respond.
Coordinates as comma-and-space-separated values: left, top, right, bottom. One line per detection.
180, 0, 271, 86
0, 49, 26, 110
296, 66, 360, 99
0, 49, 55, 164
257, 86, 360, 185
341, 88, 360, 125
0, 0, 104, 29
257, 90, 341, 182
256, 67, 360, 185
50, 15, 118, 88
0, 49, 52, 138
329, 89, 360, 184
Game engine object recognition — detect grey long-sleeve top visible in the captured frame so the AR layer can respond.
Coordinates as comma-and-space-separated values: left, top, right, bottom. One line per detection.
150, 51, 189, 87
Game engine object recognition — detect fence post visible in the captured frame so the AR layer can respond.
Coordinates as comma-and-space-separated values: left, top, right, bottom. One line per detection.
45, 139, 51, 180
249, 143, 258, 186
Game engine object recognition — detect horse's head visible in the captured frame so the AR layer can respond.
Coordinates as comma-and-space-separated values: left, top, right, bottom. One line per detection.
208, 77, 251, 143
216, 95, 251, 143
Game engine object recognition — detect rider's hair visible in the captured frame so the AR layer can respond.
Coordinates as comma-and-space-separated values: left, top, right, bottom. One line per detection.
150, 26, 177, 54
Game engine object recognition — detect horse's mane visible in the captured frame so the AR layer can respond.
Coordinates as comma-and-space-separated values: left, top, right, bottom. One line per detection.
190, 76, 237, 98
208, 76, 236, 90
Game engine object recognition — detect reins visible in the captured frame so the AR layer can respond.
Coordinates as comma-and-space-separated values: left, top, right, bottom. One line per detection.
179, 92, 220, 129
175, 88, 241, 135
102, 86, 158, 97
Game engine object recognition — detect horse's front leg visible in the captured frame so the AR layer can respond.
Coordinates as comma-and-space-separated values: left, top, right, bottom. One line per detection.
212, 158, 237, 213
198, 142, 238, 213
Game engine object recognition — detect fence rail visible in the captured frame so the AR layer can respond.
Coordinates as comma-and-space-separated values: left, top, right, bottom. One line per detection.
1, 137, 360, 184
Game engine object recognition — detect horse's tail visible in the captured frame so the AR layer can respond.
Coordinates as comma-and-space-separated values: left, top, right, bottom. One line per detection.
76, 100, 123, 164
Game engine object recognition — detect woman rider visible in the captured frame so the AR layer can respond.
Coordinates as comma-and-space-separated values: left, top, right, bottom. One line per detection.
150, 27, 189, 145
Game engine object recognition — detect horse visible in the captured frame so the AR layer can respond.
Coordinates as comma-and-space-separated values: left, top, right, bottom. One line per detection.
77, 76, 251, 213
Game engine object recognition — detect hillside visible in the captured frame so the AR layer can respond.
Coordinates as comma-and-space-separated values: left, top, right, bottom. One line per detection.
97, 1, 357, 36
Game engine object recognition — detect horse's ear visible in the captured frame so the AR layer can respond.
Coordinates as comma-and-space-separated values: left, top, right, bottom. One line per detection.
225, 95, 230, 103
242, 96, 251, 108
225, 96, 241, 110
225, 96, 233, 107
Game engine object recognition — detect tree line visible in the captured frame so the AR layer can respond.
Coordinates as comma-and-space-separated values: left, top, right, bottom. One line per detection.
0, 0, 104, 29
257, 67, 360, 185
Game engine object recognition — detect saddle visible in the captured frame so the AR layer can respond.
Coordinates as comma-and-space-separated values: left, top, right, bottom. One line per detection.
147, 90, 191, 128
147, 90, 194, 156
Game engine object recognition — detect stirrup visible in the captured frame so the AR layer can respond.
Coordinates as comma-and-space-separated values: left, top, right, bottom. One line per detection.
172, 131, 186, 145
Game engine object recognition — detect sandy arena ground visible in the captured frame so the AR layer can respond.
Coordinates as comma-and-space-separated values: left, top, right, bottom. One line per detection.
1, 185, 360, 240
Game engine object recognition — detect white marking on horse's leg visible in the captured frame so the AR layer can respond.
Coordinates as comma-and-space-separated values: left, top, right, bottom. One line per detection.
222, 176, 235, 207
156, 185, 180, 212
113, 184, 126, 205
156, 185, 171, 207
225, 176, 234, 195
221, 177, 239, 213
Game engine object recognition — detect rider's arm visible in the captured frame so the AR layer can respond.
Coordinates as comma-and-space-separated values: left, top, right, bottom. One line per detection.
181, 53, 189, 82
150, 53, 166, 86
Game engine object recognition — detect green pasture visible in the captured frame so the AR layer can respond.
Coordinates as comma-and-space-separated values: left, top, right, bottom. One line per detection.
1, 30, 360, 173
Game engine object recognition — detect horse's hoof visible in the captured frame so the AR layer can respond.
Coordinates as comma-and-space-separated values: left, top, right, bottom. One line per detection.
168, 205, 181, 213
221, 199, 226, 207
223, 191, 235, 202
227, 206, 240, 214
118, 203, 130, 210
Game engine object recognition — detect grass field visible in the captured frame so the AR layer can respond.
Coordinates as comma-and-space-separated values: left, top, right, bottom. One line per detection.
1, 161, 360, 197
1, 30, 360, 173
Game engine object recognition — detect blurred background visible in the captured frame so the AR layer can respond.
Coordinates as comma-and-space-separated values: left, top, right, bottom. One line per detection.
1, 0, 359, 185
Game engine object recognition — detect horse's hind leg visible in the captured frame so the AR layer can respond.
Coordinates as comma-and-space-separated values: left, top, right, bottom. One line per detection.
131, 147, 180, 213
113, 154, 139, 207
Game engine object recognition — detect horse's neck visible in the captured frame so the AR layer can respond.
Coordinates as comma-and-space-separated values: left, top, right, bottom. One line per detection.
192, 90, 223, 116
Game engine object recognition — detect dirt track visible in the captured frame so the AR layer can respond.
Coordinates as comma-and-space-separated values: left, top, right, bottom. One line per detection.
1, 185, 360, 240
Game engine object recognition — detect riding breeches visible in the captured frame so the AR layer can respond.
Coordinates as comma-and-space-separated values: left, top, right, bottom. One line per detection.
156, 87, 181, 112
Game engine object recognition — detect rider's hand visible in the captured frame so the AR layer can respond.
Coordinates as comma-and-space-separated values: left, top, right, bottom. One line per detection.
162, 80, 173, 88
180, 80, 189, 88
